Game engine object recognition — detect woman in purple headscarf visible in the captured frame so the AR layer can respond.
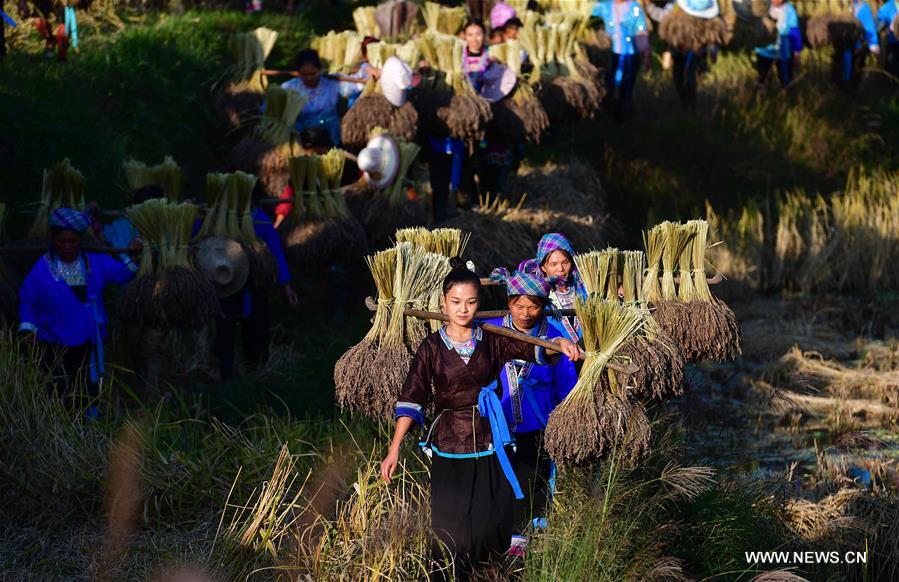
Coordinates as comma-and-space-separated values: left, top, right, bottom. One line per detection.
518, 232, 587, 342
485, 268, 579, 557
18, 208, 141, 415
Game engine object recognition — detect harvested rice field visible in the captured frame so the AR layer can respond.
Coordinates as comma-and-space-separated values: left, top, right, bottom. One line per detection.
1, 1, 898, 580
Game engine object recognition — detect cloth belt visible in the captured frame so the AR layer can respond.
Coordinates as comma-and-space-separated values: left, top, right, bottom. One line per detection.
479, 380, 524, 500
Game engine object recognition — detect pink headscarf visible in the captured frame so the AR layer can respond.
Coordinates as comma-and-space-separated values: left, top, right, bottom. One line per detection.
490, 2, 516, 30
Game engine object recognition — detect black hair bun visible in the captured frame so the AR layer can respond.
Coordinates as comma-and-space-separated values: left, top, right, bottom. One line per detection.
449, 256, 466, 271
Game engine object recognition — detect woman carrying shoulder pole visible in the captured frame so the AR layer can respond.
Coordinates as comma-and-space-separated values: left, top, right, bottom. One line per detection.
484, 268, 579, 558
380, 258, 579, 579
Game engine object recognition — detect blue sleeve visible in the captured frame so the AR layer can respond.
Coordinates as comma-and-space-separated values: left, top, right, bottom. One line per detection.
857, 4, 879, 48
97, 253, 138, 286
253, 208, 292, 284
552, 356, 578, 407
17, 267, 41, 333
592, 1, 607, 19
635, 2, 647, 33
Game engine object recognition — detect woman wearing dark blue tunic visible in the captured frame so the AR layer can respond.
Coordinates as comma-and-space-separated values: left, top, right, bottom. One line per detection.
18, 208, 141, 413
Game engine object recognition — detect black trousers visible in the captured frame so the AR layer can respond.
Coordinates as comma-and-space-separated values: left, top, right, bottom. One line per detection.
40, 341, 99, 407
606, 53, 640, 121
756, 55, 793, 88
886, 43, 899, 78
672, 50, 702, 111
512, 430, 553, 533
430, 453, 514, 580
427, 147, 474, 224
832, 47, 868, 90
213, 288, 270, 381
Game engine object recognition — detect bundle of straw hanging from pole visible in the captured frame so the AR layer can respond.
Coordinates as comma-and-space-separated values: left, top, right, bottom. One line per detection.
27, 158, 86, 242
410, 31, 493, 142
395, 226, 471, 332
281, 150, 367, 270
217, 27, 279, 129
119, 199, 219, 329
340, 41, 421, 148
719, 0, 777, 49
229, 84, 306, 198
486, 40, 550, 144
0, 203, 15, 328
197, 171, 279, 290
375, 0, 420, 40
575, 249, 685, 402
123, 157, 182, 200
645, 220, 741, 363
519, 11, 604, 122
658, 8, 726, 53
344, 128, 427, 248
422, 1, 467, 35
334, 242, 451, 420
354, 6, 382, 37
312, 30, 363, 74
544, 296, 650, 467
806, 10, 864, 50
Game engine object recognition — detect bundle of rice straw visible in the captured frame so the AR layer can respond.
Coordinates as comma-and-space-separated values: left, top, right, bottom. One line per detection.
520, 12, 604, 122
806, 11, 864, 50
394, 226, 470, 258
0, 203, 15, 328
410, 31, 493, 141
334, 242, 450, 420
119, 199, 218, 329
345, 130, 427, 248
443, 196, 536, 270
375, 0, 421, 40
422, 1, 467, 35
280, 151, 367, 270
123, 156, 182, 200
658, 8, 726, 52
340, 42, 421, 147
196, 171, 278, 290
229, 84, 306, 197
719, 0, 776, 49
27, 159, 86, 241
216, 27, 279, 130
649, 221, 741, 363
544, 297, 649, 467
312, 31, 364, 74
486, 40, 550, 144
535, 0, 594, 14
354, 6, 381, 37
576, 249, 685, 401
230, 27, 279, 91
396, 226, 470, 331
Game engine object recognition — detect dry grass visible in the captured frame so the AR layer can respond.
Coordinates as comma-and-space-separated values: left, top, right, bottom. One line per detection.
707, 168, 899, 295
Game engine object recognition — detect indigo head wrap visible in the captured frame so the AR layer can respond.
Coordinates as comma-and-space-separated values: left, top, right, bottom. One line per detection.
49, 207, 90, 234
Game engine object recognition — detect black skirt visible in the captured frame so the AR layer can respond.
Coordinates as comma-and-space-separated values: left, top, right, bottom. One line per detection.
430, 452, 514, 578
512, 430, 553, 533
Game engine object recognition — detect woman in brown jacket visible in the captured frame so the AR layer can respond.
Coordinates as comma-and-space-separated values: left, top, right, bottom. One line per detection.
380, 259, 579, 578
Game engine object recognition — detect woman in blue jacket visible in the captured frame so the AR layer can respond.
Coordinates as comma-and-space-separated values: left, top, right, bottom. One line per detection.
754, 0, 802, 88
486, 269, 579, 557
592, 0, 651, 120
19, 208, 141, 412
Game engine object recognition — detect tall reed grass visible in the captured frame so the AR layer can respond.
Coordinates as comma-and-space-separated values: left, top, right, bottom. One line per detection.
707, 167, 899, 295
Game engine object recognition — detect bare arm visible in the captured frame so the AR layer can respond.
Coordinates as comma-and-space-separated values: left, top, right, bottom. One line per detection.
381, 416, 415, 482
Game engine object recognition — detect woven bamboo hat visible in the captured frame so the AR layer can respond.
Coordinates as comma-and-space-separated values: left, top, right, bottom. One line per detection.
195, 236, 250, 297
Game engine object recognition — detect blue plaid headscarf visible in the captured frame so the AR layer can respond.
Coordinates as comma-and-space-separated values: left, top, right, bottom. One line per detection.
518, 232, 585, 291
490, 268, 551, 299
49, 207, 90, 234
